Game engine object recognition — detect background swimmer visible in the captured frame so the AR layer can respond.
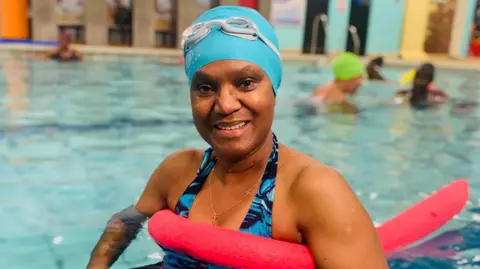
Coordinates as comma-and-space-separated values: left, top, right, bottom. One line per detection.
366, 56, 385, 81
311, 52, 365, 114
44, 32, 82, 62
395, 63, 448, 109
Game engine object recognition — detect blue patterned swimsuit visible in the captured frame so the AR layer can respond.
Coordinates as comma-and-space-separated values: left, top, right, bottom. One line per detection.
159, 134, 279, 269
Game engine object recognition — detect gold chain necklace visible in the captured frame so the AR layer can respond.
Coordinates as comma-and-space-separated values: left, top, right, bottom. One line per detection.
208, 165, 261, 226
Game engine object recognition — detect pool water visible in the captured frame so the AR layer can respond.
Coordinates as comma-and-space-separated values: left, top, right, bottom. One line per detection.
0, 59, 478, 269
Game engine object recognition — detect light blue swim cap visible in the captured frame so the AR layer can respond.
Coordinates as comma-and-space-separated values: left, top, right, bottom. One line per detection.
183, 6, 282, 94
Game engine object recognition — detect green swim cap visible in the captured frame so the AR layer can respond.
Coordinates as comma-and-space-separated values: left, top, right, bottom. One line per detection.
332, 52, 365, 80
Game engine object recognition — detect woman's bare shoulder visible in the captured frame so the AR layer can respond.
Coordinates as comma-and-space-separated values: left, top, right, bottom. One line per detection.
136, 149, 207, 213
135, 148, 206, 215
278, 144, 345, 193
145, 149, 205, 195
154, 149, 205, 182
277, 145, 332, 179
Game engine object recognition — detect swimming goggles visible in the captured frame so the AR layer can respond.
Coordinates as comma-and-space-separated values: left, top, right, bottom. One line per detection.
181, 17, 281, 58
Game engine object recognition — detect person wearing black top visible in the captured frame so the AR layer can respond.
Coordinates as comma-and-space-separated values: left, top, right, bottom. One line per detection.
366, 56, 385, 81
111, 0, 132, 45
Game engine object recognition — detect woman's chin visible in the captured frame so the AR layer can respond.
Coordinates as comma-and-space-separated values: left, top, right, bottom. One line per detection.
211, 142, 253, 160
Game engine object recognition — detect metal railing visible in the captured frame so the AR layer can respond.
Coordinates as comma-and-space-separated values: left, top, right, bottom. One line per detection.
310, 13, 328, 54
348, 25, 361, 55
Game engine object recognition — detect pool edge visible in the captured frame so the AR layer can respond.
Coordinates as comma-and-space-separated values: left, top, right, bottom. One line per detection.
0, 44, 479, 70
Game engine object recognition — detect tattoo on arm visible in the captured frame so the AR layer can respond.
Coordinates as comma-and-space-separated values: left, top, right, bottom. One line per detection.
87, 206, 148, 268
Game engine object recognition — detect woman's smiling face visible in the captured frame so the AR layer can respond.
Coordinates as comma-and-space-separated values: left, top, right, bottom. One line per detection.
190, 60, 275, 159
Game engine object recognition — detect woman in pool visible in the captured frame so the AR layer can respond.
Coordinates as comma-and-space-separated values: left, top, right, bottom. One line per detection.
87, 6, 388, 269
395, 63, 448, 109
310, 52, 365, 114
44, 32, 82, 62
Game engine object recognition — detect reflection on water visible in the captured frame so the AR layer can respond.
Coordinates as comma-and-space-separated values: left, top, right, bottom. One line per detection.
0, 59, 478, 269
2, 59, 30, 121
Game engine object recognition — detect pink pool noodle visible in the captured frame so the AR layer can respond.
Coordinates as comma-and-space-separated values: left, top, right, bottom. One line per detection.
148, 179, 468, 269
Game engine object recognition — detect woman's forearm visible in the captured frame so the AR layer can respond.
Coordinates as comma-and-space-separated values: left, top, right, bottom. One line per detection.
87, 206, 148, 268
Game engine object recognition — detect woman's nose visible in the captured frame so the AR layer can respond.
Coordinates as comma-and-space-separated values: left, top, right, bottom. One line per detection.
213, 85, 241, 115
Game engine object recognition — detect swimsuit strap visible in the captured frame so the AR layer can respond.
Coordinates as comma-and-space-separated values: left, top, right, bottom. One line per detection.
175, 133, 278, 238
174, 146, 216, 217
238, 133, 278, 237
163, 134, 279, 268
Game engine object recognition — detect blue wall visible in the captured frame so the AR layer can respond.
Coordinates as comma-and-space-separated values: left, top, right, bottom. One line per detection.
271, 0, 307, 51
326, 0, 351, 52
459, 0, 477, 57
273, 0, 352, 52
366, 0, 406, 55
276, 27, 305, 51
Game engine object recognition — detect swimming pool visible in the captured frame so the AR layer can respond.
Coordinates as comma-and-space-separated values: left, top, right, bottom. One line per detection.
0, 58, 478, 269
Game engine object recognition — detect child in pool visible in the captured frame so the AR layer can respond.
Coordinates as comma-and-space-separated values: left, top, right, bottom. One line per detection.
394, 63, 448, 109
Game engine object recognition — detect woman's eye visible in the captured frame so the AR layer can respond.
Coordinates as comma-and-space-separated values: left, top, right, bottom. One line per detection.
195, 84, 213, 94
238, 79, 256, 90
